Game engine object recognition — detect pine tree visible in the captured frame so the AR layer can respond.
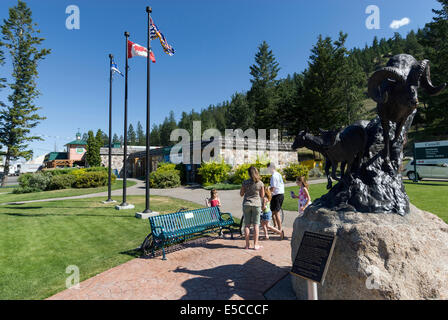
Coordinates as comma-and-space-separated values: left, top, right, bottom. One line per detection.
150, 124, 161, 146
247, 41, 280, 131
302, 33, 365, 132
128, 124, 137, 145
226, 92, 254, 130
160, 111, 177, 146
112, 133, 120, 144
417, 0, 448, 132
86, 130, 101, 167
136, 121, 145, 146
0, 0, 50, 186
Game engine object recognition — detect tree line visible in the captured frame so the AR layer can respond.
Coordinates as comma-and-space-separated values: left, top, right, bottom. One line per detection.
146, 0, 448, 146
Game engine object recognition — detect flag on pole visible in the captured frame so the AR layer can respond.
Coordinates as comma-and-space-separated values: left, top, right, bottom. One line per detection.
111, 59, 124, 77
127, 40, 156, 63
150, 18, 175, 56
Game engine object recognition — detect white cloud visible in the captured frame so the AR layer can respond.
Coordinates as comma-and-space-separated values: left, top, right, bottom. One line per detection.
390, 17, 411, 29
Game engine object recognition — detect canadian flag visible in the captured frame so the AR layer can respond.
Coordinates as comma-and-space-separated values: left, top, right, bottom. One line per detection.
127, 40, 156, 63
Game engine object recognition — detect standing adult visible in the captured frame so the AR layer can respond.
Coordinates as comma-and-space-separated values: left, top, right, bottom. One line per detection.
240, 166, 265, 250
268, 162, 285, 232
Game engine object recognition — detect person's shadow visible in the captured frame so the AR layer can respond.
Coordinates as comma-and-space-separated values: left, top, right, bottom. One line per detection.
173, 255, 288, 300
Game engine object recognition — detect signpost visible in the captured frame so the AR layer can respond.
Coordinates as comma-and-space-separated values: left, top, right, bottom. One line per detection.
414, 140, 448, 164
290, 231, 337, 300
413, 140, 448, 183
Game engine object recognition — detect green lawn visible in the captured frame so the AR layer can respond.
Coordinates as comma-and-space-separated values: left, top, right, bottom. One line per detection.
203, 183, 242, 190
284, 181, 448, 223
0, 195, 203, 300
0, 180, 136, 204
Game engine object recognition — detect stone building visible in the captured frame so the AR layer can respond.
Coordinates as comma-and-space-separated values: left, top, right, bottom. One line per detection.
102, 137, 299, 182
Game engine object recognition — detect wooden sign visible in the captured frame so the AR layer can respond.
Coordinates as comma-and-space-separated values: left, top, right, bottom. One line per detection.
291, 231, 337, 285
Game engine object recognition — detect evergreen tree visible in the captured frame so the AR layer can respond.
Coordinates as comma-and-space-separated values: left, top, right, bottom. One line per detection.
160, 111, 177, 146
302, 32, 365, 132
112, 133, 120, 144
128, 123, 137, 145
247, 41, 280, 131
95, 129, 105, 148
418, 0, 448, 132
136, 121, 145, 146
86, 130, 101, 167
150, 124, 161, 146
226, 92, 254, 130
0, 0, 50, 186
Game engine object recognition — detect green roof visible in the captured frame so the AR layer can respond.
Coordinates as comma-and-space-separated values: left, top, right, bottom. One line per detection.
65, 140, 87, 146
45, 152, 68, 161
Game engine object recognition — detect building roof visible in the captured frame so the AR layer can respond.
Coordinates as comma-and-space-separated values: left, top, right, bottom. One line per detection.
65, 140, 87, 146
45, 152, 68, 161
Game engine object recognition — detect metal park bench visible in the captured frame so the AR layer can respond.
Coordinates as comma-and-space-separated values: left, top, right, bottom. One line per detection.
140, 207, 235, 260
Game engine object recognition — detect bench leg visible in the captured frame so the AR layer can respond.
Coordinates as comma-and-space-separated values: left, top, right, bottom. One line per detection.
229, 227, 234, 240
162, 247, 167, 261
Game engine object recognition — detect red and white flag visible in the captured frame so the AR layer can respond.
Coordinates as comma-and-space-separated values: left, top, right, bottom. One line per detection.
127, 40, 156, 63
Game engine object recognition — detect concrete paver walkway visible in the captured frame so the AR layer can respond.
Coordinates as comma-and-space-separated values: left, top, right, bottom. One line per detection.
48, 228, 294, 300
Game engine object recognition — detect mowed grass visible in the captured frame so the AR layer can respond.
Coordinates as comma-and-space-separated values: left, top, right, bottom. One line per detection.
0, 180, 136, 204
0, 195, 202, 300
283, 181, 448, 223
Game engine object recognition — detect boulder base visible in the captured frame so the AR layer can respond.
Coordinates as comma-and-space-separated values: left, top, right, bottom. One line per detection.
290, 204, 448, 300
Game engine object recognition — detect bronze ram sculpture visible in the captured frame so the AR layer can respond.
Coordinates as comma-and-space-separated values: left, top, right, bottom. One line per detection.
368, 54, 446, 160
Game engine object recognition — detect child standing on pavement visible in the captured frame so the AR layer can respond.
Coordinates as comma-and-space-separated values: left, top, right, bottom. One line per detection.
261, 186, 284, 240
206, 189, 221, 207
291, 176, 311, 214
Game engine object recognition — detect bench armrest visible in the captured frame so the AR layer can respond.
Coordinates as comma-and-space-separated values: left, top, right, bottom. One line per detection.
220, 212, 233, 221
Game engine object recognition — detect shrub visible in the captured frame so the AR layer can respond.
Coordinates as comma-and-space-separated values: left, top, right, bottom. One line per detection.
197, 160, 231, 186
12, 186, 42, 194
156, 162, 178, 172
150, 170, 181, 188
229, 163, 251, 185
48, 174, 76, 190
85, 166, 108, 173
28, 172, 51, 191
229, 158, 271, 185
42, 168, 77, 176
72, 171, 113, 188
281, 163, 309, 181
18, 173, 33, 188
309, 167, 324, 178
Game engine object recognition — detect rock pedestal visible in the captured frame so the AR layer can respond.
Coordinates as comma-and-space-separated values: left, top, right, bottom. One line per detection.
290, 204, 448, 300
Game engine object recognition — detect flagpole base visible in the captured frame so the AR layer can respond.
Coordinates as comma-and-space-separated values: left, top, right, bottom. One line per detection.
115, 203, 135, 210
135, 211, 159, 219
102, 199, 117, 204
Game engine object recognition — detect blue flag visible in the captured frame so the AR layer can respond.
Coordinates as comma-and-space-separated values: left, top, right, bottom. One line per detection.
111, 60, 124, 77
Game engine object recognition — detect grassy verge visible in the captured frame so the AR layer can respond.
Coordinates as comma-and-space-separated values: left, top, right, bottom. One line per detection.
283, 181, 448, 223
0, 195, 203, 300
203, 183, 241, 190
0, 180, 137, 203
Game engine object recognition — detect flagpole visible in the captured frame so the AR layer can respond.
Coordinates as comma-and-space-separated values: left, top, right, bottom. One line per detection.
117, 31, 134, 210
143, 6, 153, 214
104, 54, 115, 204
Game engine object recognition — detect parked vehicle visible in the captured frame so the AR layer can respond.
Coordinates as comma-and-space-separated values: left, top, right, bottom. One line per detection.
403, 160, 448, 180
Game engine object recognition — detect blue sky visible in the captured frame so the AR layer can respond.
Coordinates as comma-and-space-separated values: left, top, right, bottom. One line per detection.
0, 0, 441, 159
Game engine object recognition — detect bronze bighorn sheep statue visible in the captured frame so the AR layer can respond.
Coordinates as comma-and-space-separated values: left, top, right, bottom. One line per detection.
292, 125, 367, 190
368, 54, 446, 160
